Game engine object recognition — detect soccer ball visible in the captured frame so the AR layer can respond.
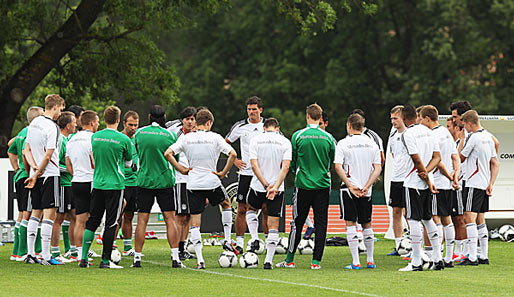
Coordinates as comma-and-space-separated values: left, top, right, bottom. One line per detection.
421, 252, 433, 270
298, 239, 314, 255
397, 238, 412, 256
499, 225, 514, 241
218, 251, 238, 268
358, 240, 367, 254
275, 237, 289, 254
186, 239, 196, 254
239, 252, 259, 268
246, 239, 265, 254
111, 249, 122, 265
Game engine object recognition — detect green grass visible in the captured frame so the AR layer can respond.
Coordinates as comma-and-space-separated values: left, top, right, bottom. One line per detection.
1, 235, 514, 296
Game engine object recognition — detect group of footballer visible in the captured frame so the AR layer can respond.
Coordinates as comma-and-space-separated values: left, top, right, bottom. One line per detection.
7, 94, 499, 271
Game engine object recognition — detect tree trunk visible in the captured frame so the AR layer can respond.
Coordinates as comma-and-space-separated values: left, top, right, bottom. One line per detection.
0, 0, 106, 157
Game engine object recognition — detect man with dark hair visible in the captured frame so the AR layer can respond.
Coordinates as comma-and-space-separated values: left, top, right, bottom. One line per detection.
120, 111, 139, 256
246, 117, 291, 269
131, 106, 183, 268
225, 96, 268, 253
450, 101, 472, 124
168, 106, 197, 261
66, 111, 99, 262
24, 94, 65, 265
79, 106, 133, 268
350, 109, 384, 165
398, 104, 443, 272
165, 108, 237, 269
335, 113, 382, 270
277, 103, 335, 270
67, 105, 85, 130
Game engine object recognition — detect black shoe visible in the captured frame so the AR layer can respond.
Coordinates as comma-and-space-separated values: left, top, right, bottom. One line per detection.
78, 259, 90, 268
458, 258, 478, 266
249, 240, 260, 253
235, 245, 244, 255
195, 262, 205, 269
433, 260, 445, 271
478, 258, 490, 265
172, 260, 186, 268
412, 264, 423, 271
179, 251, 187, 261
25, 254, 40, 264
131, 260, 142, 268
444, 261, 454, 268
222, 240, 238, 255
263, 262, 273, 270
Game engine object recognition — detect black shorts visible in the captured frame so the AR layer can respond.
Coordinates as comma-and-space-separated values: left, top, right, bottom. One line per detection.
58, 186, 73, 213
137, 187, 175, 213
15, 179, 30, 212
188, 186, 228, 215
30, 176, 60, 210
451, 189, 464, 216
404, 187, 432, 221
236, 175, 252, 203
389, 181, 405, 208
463, 187, 489, 213
174, 183, 191, 215
72, 182, 93, 215
339, 188, 372, 224
123, 186, 138, 212
432, 189, 452, 217
247, 188, 284, 217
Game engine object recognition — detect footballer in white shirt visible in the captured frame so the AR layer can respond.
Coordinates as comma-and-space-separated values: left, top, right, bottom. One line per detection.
165, 109, 238, 269
246, 118, 291, 269
334, 113, 382, 270
457, 110, 499, 266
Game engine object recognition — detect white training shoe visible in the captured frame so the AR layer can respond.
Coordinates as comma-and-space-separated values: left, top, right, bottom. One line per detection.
16, 254, 27, 262
10, 255, 17, 261
123, 248, 135, 256
63, 250, 72, 258
55, 255, 73, 263
88, 250, 101, 258
100, 261, 123, 269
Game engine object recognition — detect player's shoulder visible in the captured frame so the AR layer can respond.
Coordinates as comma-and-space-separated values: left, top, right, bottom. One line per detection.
229, 119, 248, 131
165, 119, 181, 129
388, 128, 398, 139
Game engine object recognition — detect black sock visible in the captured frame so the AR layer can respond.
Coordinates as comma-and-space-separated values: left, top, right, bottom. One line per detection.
179, 241, 185, 252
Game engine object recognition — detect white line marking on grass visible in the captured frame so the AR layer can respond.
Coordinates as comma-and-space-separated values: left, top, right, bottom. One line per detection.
143, 259, 381, 297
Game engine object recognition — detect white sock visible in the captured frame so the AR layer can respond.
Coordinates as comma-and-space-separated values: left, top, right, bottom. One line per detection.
41, 219, 54, 261
436, 223, 444, 247
466, 223, 478, 261
171, 248, 179, 261
395, 238, 402, 250
409, 220, 423, 267
305, 216, 314, 228
190, 227, 204, 264
236, 236, 244, 248
423, 219, 442, 262
27, 216, 39, 256
347, 226, 360, 266
363, 228, 374, 263
444, 224, 455, 262
477, 223, 488, 260
246, 210, 259, 241
222, 208, 232, 243
265, 230, 279, 264
77, 247, 82, 258
463, 239, 470, 255
454, 240, 463, 256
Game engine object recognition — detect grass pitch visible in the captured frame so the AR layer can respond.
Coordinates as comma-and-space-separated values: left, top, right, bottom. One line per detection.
1, 234, 513, 296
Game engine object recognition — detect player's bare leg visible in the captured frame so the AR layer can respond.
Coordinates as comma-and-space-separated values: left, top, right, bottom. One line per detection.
235, 201, 247, 252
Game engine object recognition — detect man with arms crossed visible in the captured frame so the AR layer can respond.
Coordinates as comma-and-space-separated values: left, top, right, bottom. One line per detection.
79, 106, 132, 268
225, 96, 268, 253
420, 105, 460, 267
165, 109, 237, 269
458, 110, 499, 266
246, 118, 291, 269
277, 104, 335, 270
24, 94, 65, 265
334, 114, 382, 269
398, 104, 444, 272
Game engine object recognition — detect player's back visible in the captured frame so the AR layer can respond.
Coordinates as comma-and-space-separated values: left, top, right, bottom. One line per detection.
26, 115, 61, 177
66, 130, 94, 182
462, 129, 496, 190
432, 125, 457, 189
402, 124, 438, 189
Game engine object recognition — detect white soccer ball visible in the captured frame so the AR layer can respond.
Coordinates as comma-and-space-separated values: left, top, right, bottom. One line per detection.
218, 251, 238, 268
298, 239, 314, 255
186, 239, 196, 254
421, 252, 433, 270
275, 237, 289, 254
111, 249, 122, 265
397, 238, 412, 256
499, 225, 514, 241
358, 240, 367, 253
239, 252, 259, 268
503, 228, 514, 242
246, 239, 265, 254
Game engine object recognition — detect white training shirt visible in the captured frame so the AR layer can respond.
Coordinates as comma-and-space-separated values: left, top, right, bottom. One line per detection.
363, 127, 384, 152
388, 128, 411, 182
169, 130, 233, 190
226, 118, 265, 176
432, 125, 458, 190
248, 131, 292, 192
26, 115, 61, 177
461, 129, 497, 190
401, 124, 440, 190
334, 134, 381, 197
167, 120, 189, 184
66, 130, 94, 182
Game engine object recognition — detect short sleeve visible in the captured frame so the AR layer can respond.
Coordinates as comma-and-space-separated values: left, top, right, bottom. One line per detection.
123, 136, 133, 161
333, 142, 345, 164
8, 139, 17, 154
226, 122, 242, 143
372, 145, 381, 165
461, 134, 474, 158
169, 136, 184, 154
432, 136, 440, 152
282, 139, 292, 161
217, 134, 233, 155
248, 138, 258, 160
401, 131, 418, 155
46, 124, 58, 150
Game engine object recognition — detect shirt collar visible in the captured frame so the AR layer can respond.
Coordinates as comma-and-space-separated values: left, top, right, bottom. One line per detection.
151, 122, 160, 126
307, 124, 319, 128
